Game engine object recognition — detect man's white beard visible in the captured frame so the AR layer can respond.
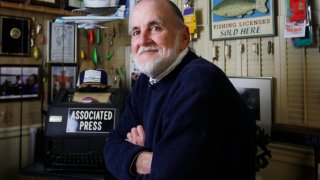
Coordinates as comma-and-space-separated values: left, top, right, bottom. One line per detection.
133, 39, 180, 78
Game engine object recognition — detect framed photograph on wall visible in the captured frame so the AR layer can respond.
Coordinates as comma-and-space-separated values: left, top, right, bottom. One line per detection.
228, 77, 274, 135
29, 0, 62, 8
210, 0, 275, 40
0, 0, 26, 2
65, 0, 84, 10
0, 65, 40, 101
49, 64, 77, 102
0, 15, 31, 56
47, 21, 77, 63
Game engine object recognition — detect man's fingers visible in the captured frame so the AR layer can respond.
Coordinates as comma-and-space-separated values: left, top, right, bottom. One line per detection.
126, 125, 145, 146
131, 127, 139, 139
135, 125, 145, 146
137, 125, 145, 137
127, 132, 132, 139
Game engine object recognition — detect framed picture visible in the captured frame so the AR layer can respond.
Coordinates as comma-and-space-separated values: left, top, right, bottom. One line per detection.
49, 64, 77, 102
29, 0, 62, 8
0, 0, 25, 2
0, 65, 40, 101
65, 0, 84, 10
47, 21, 77, 63
210, 0, 275, 40
0, 15, 31, 56
228, 77, 273, 135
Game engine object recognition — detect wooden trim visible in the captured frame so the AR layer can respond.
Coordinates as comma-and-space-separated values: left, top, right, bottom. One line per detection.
45, 7, 65, 15
0, 1, 82, 16
24, 4, 46, 13
269, 142, 314, 167
0, 1, 25, 9
0, 124, 41, 139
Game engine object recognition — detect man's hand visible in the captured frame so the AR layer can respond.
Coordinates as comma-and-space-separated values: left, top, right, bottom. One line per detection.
135, 151, 152, 174
126, 125, 145, 146
126, 125, 152, 174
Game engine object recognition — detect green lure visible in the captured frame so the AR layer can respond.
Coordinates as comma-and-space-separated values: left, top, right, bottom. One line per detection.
96, 29, 101, 44
93, 47, 98, 64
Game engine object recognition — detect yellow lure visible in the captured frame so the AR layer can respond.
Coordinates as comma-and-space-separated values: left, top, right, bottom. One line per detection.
33, 46, 39, 60
81, 49, 85, 60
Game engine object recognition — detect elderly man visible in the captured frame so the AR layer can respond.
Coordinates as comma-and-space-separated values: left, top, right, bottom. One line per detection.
104, 0, 256, 179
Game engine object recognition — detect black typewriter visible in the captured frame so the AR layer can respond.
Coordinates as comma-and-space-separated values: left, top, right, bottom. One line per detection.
43, 88, 127, 175
44, 147, 106, 173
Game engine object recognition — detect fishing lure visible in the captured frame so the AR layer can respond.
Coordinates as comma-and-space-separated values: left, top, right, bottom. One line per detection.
96, 29, 101, 44
93, 47, 98, 64
81, 48, 85, 60
89, 29, 94, 44
33, 46, 39, 60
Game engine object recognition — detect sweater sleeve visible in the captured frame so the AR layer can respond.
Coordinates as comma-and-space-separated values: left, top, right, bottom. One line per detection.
103, 75, 150, 180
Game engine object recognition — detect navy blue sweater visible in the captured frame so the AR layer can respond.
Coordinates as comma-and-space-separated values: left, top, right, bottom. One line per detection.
104, 50, 256, 179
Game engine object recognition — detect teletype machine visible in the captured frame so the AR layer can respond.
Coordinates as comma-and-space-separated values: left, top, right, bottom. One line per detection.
43, 78, 127, 175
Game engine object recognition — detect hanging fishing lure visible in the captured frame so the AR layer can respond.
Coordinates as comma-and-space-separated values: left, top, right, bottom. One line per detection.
81, 48, 86, 60
96, 29, 101, 45
93, 47, 98, 64
33, 46, 39, 60
89, 29, 94, 44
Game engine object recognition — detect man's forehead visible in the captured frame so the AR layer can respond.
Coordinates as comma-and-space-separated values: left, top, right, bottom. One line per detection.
131, 17, 163, 27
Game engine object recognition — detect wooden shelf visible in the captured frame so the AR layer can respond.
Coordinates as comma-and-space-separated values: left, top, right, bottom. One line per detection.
0, 1, 83, 16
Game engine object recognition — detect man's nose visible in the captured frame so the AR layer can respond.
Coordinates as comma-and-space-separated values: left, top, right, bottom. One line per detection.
139, 31, 152, 46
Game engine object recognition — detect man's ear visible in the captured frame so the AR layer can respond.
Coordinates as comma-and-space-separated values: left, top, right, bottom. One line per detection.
181, 26, 190, 50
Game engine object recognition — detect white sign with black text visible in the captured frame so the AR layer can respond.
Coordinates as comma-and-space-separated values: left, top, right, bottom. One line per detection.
66, 108, 116, 133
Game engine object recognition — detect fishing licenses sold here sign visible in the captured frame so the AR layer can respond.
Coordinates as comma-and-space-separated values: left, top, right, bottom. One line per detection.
66, 108, 116, 133
210, 0, 275, 40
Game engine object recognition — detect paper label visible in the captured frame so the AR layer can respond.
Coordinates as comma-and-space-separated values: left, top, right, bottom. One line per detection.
290, 0, 306, 22
83, 70, 101, 83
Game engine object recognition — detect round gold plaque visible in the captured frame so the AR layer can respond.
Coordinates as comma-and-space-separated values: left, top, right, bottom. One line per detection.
10, 27, 22, 39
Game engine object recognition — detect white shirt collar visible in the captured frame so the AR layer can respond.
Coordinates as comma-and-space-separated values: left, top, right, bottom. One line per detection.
149, 48, 188, 85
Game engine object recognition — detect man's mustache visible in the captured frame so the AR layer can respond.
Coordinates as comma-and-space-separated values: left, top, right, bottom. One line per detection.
138, 46, 160, 55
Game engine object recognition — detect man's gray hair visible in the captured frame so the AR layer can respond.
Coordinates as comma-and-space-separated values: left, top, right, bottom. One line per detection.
167, 0, 185, 27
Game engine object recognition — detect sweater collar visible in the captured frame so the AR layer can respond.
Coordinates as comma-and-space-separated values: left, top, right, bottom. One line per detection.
149, 48, 189, 85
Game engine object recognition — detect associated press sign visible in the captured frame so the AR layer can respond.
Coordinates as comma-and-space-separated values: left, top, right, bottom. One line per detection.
66, 108, 116, 133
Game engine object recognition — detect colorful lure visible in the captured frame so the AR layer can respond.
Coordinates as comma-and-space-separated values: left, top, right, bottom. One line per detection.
89, 29, 94, 44
38, 34, 46, 44
36, 24, 42, 35
93, 47, 98, 64
106, 53, 113, 61
96, 29, 101, 44
119, 66, 125, 75
33, 46, 39, 60
81, 48, 85, 60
